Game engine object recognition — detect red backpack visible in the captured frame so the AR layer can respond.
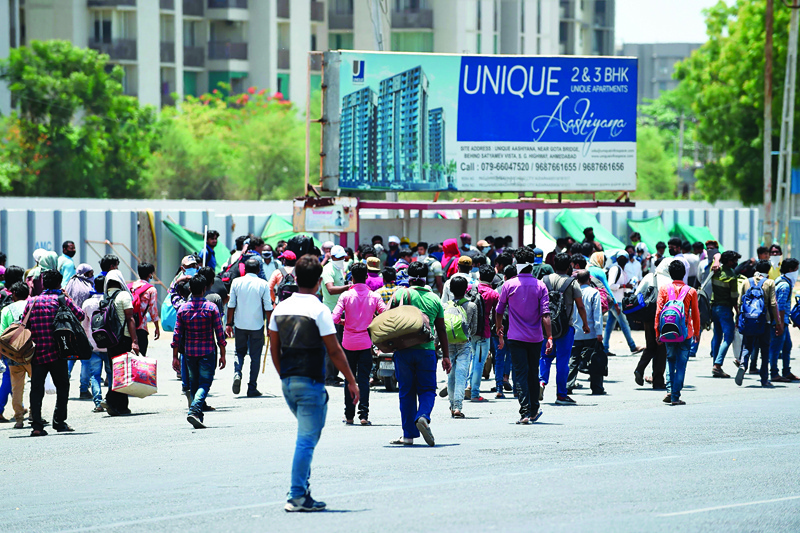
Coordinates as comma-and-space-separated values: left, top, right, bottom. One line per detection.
128, 281, 153, 327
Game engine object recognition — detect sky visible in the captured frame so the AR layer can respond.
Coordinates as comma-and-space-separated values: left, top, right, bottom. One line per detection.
615, 0, 721, 45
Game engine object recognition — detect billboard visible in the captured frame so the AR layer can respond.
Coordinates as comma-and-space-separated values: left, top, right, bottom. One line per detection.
335, 51, 637, 192
292, 197, 358, 233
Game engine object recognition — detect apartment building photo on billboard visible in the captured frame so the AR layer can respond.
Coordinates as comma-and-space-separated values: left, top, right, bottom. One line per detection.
340, 63, 448, 191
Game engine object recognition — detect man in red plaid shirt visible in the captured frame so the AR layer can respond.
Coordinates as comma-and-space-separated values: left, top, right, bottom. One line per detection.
23, 269, 85, 436
171, 275, 227, 429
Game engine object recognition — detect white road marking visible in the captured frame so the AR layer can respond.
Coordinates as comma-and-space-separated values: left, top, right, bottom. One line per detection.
658, 495, 800, 517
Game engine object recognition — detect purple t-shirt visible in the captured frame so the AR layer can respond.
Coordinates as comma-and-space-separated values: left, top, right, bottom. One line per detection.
496, 273, 550, 343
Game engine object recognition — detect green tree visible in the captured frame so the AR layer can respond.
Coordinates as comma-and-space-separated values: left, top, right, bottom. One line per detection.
634, 125, 678, 199
0, 40, 158, 197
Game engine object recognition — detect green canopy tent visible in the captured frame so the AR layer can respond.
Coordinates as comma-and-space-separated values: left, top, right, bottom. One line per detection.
554, 209, 626, 251
163, 219, 231, 273
669, 223, 724, 252
627, 216, 671, 254
261, 214, 322, 249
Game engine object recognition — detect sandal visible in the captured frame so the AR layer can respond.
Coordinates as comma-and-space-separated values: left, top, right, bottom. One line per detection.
343, 419, 354, 425
389, 438, 413, 446
671, 400, 686, 406
452, 411, 465, 418
54, 424, 75, 433
360, 419, 371, 426
14, 420, 24, 429
30, 429, 48, 437
516, 417, 531, 425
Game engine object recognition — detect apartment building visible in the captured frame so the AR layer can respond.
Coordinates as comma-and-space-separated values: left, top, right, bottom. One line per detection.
1, 0, 615, 116
620, 42, 702, 107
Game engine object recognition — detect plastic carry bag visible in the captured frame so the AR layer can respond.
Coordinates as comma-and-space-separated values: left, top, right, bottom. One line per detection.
112, 353, 157, 398
44, 373, 56, 395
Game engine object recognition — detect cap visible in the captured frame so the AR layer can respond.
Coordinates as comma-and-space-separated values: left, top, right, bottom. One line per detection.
331, 245, 347, 259
388, 235, 400, 245
458, 256, 473, 267
366, 256, 381, 271
278, 250, 297, 261
476, 239, 489, 248
460, 233, 471, 240
532, 248, 543, 264
322, 240, 334, 250
400, 237, 410, 244
181, 255, 197, 267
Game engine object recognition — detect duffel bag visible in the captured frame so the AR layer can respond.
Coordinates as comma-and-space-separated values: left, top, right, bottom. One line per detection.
0, 299, 36, 364
368, 291, 432, 353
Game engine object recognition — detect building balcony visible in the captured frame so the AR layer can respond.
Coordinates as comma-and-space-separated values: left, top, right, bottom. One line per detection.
89, 38, 137, 61
160, 0, 174, 9
161, 41, 175, 63
391, 9, 433, 28
311, 1, 325, 22
207, 0, 247, 7
329, 13, 353, 29
88, 0, 136, 7
184, 45, 205, 67
277, 0, 290, 18
183, 0, 204, 16
208, 41, 248, 60
278, 48, 290, 69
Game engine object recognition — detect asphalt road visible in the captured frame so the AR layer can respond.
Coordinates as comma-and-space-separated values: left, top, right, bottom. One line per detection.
2, 328, 800, 532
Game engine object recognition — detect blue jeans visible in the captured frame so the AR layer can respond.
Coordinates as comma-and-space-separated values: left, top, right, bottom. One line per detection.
185, 352, 216, 419
769, 326, 792, 378
447, 342, 472, 410
393, 348, 437, 439
540, 327, 575, 397
180, 353, 189, 392
742, 330, 770, 384
710, 305, 735, 366
603, 307, 637, 352
82, 353, 105, 407
0, 364, 10, 412
234, 327, 265, 393
67, 359, 90, 393
492, 336, 512, 388
281, 376, 328, 499
469, 337, 490, 399
665, 338, 692, 401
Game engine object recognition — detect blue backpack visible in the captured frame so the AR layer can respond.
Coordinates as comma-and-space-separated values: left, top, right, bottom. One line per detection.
657, 284, 691, 343
737, 277, 767, 336
791, 296, 800, 329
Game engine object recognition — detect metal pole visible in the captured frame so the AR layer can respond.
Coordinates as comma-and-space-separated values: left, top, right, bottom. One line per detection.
371, 0, 385, 51
781, 1, 800, 251
202, 225, 208, 267
764, 0, 775, 245
678, 112, 685, 169
773, 2, 795, 240
304, 52, 312, 197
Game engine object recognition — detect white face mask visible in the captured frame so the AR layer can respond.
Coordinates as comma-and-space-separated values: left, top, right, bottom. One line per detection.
516, 262, 532, 274
786, 270, 798, 286
333, 260, 345, 270
770, 255, 782, 267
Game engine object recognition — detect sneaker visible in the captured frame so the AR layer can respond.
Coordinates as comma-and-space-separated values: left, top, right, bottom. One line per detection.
539, 383, 545, 401
531, 409, 543, 423
439, 388, 448, 398
470, 396, 488, 403
247, 390, 263, 398
415, 417, 435, 447
495, 392, 505, 399
503, 381, 512, 392
79, 391, 92, 400
634, 369, 644, 387
284, 493, 326, 512
490, 386, 497, 392
187, 414, 206, 429
555, 395, 576, 405
232, 374, 242, 395
735, 366, 746, 386
663, 394, 672, 404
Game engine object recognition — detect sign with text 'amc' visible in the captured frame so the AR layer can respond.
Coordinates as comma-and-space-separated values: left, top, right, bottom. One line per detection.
337, 51, 637, 193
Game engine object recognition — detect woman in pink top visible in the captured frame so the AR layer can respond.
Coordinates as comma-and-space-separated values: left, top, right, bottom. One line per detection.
332, 263, 387, 425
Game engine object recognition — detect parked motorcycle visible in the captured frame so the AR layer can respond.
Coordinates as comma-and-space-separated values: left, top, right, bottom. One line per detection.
373, 347, 397, 392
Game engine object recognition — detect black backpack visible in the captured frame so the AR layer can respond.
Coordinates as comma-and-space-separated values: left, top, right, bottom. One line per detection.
218, 255, 247, 292
543, 275, 574, 340
287, 235, 313, 258
54, 294, 92, 360
464, 284, 487, 338
90, 291, 125, 350
0, 291, 14, 312
276, 265, 298, 303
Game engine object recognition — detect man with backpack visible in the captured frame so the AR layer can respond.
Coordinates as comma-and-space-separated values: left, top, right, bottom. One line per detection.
226, 258, 272, 397
655, 260, 700, 406
709, 250, 741, 378
268, 250, 298, 305
736, 260, 781, 387
129, 263, 160, 357
539, 253, 589, 405
389, 261, 451, 446
444, 276, 477, 417
496, 247, 552, 424
475, 265, 502, 398
80, 275, 108, 413
23, 269, 85, 436
770, 258, 800, 383
332, 262, 387, 425
440, 256, 475, 303
599, 253, 644, 357
416, 242, 444, 296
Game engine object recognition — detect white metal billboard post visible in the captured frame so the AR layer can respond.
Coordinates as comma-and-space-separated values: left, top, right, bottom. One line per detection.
764, 0, 775, 245
202, 224, 208, 267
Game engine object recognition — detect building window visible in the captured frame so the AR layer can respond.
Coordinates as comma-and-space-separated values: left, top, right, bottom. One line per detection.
184, 21, 197, 47
331, 32, 354, 49
395, 0, 428, 11
92, 11, 112, 43
331, 0, 354, 15
391, 31, 433, 52
119, 12, 136, 39
311, 33, 317, 51
476, 33, 481, 54
160, 15, 174, 42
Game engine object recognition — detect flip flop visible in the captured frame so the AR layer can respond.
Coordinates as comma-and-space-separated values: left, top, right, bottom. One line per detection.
30, 429, 48, 437
453, 411, 465, 419
343, 419, 354, 425
389, 438, 413, 446
360, 419, 372, 426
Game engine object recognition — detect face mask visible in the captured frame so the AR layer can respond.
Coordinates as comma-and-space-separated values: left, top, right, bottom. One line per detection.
417, 253, 427, 260
64, 250, 76, 258
482, 246, 491, 254
786, 271, 799, 286
184, 268, 198, 276
770, 255, 782, 267
333, 260, 345, 270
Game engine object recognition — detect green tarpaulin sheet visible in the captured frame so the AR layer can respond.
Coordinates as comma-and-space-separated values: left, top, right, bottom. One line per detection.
627, 217, 671, 254
260, 215, 322, 249
669, 223, 724, 252
554, 209, 626, 251
163, 219, 231, 273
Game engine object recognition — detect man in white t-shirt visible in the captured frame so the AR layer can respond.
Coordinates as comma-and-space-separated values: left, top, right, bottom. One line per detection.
268, 255, 358, 513
680, 241, 700, 287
